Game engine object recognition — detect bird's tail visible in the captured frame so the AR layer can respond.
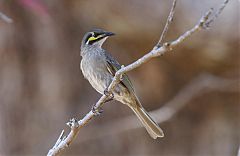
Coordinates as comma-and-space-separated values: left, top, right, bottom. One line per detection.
130, 104, 164, 139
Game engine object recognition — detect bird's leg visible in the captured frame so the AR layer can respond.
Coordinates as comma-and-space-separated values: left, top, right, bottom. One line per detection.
104, 97, 113, 103
91, 104, 103, 116
104, 89, 114, 100
103, 89, 114, 103
91, 90, 114, 116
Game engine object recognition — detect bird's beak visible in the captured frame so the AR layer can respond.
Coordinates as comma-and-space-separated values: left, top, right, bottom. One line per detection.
104, 32, 115, 37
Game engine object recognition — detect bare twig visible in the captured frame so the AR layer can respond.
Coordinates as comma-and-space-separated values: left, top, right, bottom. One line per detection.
204, 0, 229, 28
47, 0, 229, 155
157, 0, 177, 47
76, 74, 239, 142
0, 11, 13, 23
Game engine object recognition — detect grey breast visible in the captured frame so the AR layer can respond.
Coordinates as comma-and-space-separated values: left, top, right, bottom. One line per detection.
81, 47, 112, 94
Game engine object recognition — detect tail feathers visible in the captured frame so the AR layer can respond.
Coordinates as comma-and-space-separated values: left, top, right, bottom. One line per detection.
131, 106, 164, 139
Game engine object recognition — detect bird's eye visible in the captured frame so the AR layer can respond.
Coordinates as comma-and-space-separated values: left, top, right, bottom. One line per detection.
92, 32, 97, 37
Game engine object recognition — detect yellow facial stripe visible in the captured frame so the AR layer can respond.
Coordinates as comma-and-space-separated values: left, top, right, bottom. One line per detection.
88, 35, 103, 42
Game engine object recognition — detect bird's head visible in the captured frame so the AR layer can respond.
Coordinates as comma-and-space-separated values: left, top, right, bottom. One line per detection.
81, 29, 115, 48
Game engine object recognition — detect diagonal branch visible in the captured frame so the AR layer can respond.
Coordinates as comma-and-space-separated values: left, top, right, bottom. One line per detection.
76, 73, 239, 143
47, 0, 229, 155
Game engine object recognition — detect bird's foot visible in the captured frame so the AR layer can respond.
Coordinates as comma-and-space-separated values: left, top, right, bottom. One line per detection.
104, 89, 114, 99
91, 105, 103, 116
104, 97, 113, 103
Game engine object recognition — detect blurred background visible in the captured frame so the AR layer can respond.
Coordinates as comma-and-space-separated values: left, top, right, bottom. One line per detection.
0, 0, 239, 155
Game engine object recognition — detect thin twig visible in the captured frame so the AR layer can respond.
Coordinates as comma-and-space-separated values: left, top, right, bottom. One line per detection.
157, 0, 177, 47
204, 0, 229, 28
47, 0, 229, 155
0, 11, 13, 23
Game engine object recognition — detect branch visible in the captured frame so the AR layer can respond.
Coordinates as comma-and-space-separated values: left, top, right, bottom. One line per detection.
47, 0, 229, 155
205, 0, 229, 28
76, 74, 239, 142
0, 11, 13, 23
157, 0, 177, 47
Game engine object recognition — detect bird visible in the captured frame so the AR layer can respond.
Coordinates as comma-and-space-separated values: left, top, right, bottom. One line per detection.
80, 28, 164, 139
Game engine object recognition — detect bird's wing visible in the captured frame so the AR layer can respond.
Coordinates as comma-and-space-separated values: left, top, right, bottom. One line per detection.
105, 53, 135, 94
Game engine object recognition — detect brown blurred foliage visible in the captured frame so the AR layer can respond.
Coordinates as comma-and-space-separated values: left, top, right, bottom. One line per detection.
0, 0, 239, 155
